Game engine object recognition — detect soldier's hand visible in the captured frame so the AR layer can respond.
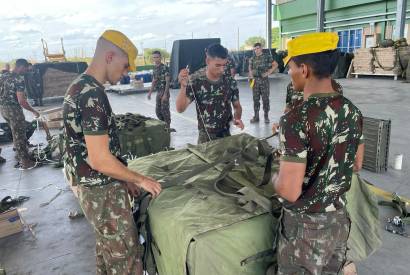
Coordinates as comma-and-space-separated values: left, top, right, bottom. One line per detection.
126, 182, 141, 197
33, 110, 40, 118
161, 94, 168, 103
147, 92, 152, 100
178, 69, 189, 87
138, 176, 162, 198
234, 119, 244, 130
272, 123, 279, 134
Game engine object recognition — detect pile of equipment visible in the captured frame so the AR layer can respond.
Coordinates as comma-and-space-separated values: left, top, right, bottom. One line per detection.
129, 133, 382, 275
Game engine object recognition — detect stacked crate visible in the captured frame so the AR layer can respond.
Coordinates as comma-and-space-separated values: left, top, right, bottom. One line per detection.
362, 117, 391, 173
352, 49, 375, 74
373, 47, 401, 75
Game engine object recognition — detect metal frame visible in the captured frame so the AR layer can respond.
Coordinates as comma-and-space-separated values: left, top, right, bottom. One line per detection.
395, 0, 408, 39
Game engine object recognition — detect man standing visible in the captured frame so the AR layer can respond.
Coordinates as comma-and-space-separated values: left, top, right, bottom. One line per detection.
147, 51, 172, 130
0, 59, 39, 169
1, 63, 10, 75
176, 43, 244, 144
63, 30, 161, 275
248, 43, 278, 124
273, 33, 364, 274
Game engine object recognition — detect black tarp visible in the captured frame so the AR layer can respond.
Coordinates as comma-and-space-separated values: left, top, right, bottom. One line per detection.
28, 62, 88, 101
332, 52, 354, 79
170, 38, 220, 88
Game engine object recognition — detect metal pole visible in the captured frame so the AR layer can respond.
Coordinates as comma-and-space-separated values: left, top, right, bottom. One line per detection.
266, 0, 272, 49
317, 0, 325, 32
395, 0, 407, 39
237, 27, 240, 51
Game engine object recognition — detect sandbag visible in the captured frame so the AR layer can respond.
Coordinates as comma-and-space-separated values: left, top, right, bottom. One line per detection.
128, 133, 381, 275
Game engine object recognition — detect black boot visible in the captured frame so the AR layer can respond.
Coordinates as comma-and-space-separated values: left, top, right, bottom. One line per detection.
264, 112, 270, 124
250, 112, 259, 123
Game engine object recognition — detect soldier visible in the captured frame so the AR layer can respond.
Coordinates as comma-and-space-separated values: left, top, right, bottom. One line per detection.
176, 43, 244, 144
63, 30, 161, 275
224, 54, 236, 78
147, 51, 173, 130
1, 63, 10, 75
248, 43, 278, 123
272, 32, 365, 274
0, 59, 39, 169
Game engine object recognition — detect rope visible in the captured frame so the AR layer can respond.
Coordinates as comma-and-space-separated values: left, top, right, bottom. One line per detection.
186, 65, 211, 142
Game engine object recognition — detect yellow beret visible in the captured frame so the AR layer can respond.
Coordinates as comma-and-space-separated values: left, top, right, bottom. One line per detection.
284, 32, 339, 65
101, 30, 138, 71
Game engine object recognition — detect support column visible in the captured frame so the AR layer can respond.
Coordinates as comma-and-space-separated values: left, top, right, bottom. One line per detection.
395, 0, 407, 39
266, 0, 272, 49
317, 0, 325, 32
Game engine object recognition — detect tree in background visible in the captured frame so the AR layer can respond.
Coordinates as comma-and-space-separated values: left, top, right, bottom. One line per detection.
143, 48, 170, 64
272, 27, 280, 49
241, 36, 266, 50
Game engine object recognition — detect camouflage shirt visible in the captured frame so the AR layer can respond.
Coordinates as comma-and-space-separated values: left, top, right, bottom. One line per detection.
279, 93, 363, 213
186, 67, 240, 133
249, 53, 273, 78
285, 80, 344, 110
63, 74, 123, 187
0, 72, 25, 107
224, 56, 236, 77
152, 63, 170, 93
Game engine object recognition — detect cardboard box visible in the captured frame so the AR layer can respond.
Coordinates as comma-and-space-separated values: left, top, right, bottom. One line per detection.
46, 120, 63, 129
0, 209, 23, 239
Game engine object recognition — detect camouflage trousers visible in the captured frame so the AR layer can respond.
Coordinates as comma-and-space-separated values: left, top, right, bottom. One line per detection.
77, 182, 144, 275
0, 105, 30, 162
277, 208, 350, 275
252, 77, 270, 113
197, 128, 231, 144
155, 92, 171, 128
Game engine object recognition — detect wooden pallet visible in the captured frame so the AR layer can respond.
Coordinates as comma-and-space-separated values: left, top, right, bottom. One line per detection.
351, 72, 399, 80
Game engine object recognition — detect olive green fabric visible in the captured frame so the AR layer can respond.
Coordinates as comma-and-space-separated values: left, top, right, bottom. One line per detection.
115, 113, 171, 158
346, 174, 382, 262
128, 133, 381, 275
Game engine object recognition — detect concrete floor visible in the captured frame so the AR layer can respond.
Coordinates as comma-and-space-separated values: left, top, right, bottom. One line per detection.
1, 74, 410, 274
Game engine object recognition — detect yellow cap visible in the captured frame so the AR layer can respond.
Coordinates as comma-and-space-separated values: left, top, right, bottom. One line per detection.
101, 30, 138, 71
283, 32, 339, 65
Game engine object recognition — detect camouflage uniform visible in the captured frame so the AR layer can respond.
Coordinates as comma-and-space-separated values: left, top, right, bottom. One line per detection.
0, 72, 31, 163
285, 80, 344, 111
277, 92, 363, 274
224, 56, 236, 78
63, 74, 143, 275
249, 53, 273, 114
186, 68, 240, 144
152, 63, 171, 127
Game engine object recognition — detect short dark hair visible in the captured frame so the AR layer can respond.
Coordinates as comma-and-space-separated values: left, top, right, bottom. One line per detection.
152, 50, 161, 56
15, 59, 29, 68
292, 50, 339, 79
253, 42, 262, 48
206, 43, 228, 59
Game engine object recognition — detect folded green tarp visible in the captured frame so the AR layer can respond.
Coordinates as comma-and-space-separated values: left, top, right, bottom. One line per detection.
116, 113, 171, 158
128, 133, 381, 275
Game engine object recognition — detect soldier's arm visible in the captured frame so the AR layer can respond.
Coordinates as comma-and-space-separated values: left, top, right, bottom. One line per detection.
354, 143, 365, 172
85, 134, 161, 197
176, 69, 192, 113
164, 75, 171, 97
274, 161, 306, 202
248, 59, 253, 78
16, 91, 39, 117
274, 115, 307, 202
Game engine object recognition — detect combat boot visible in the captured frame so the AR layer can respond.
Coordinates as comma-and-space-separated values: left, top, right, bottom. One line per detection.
264, 113, 270, 124
250, 112, 259, 123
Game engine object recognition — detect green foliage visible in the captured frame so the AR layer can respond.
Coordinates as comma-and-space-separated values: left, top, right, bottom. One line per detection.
241, 36, 266, 50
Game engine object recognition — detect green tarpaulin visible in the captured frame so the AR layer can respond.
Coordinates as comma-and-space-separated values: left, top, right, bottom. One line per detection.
128, 133, 381, 275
